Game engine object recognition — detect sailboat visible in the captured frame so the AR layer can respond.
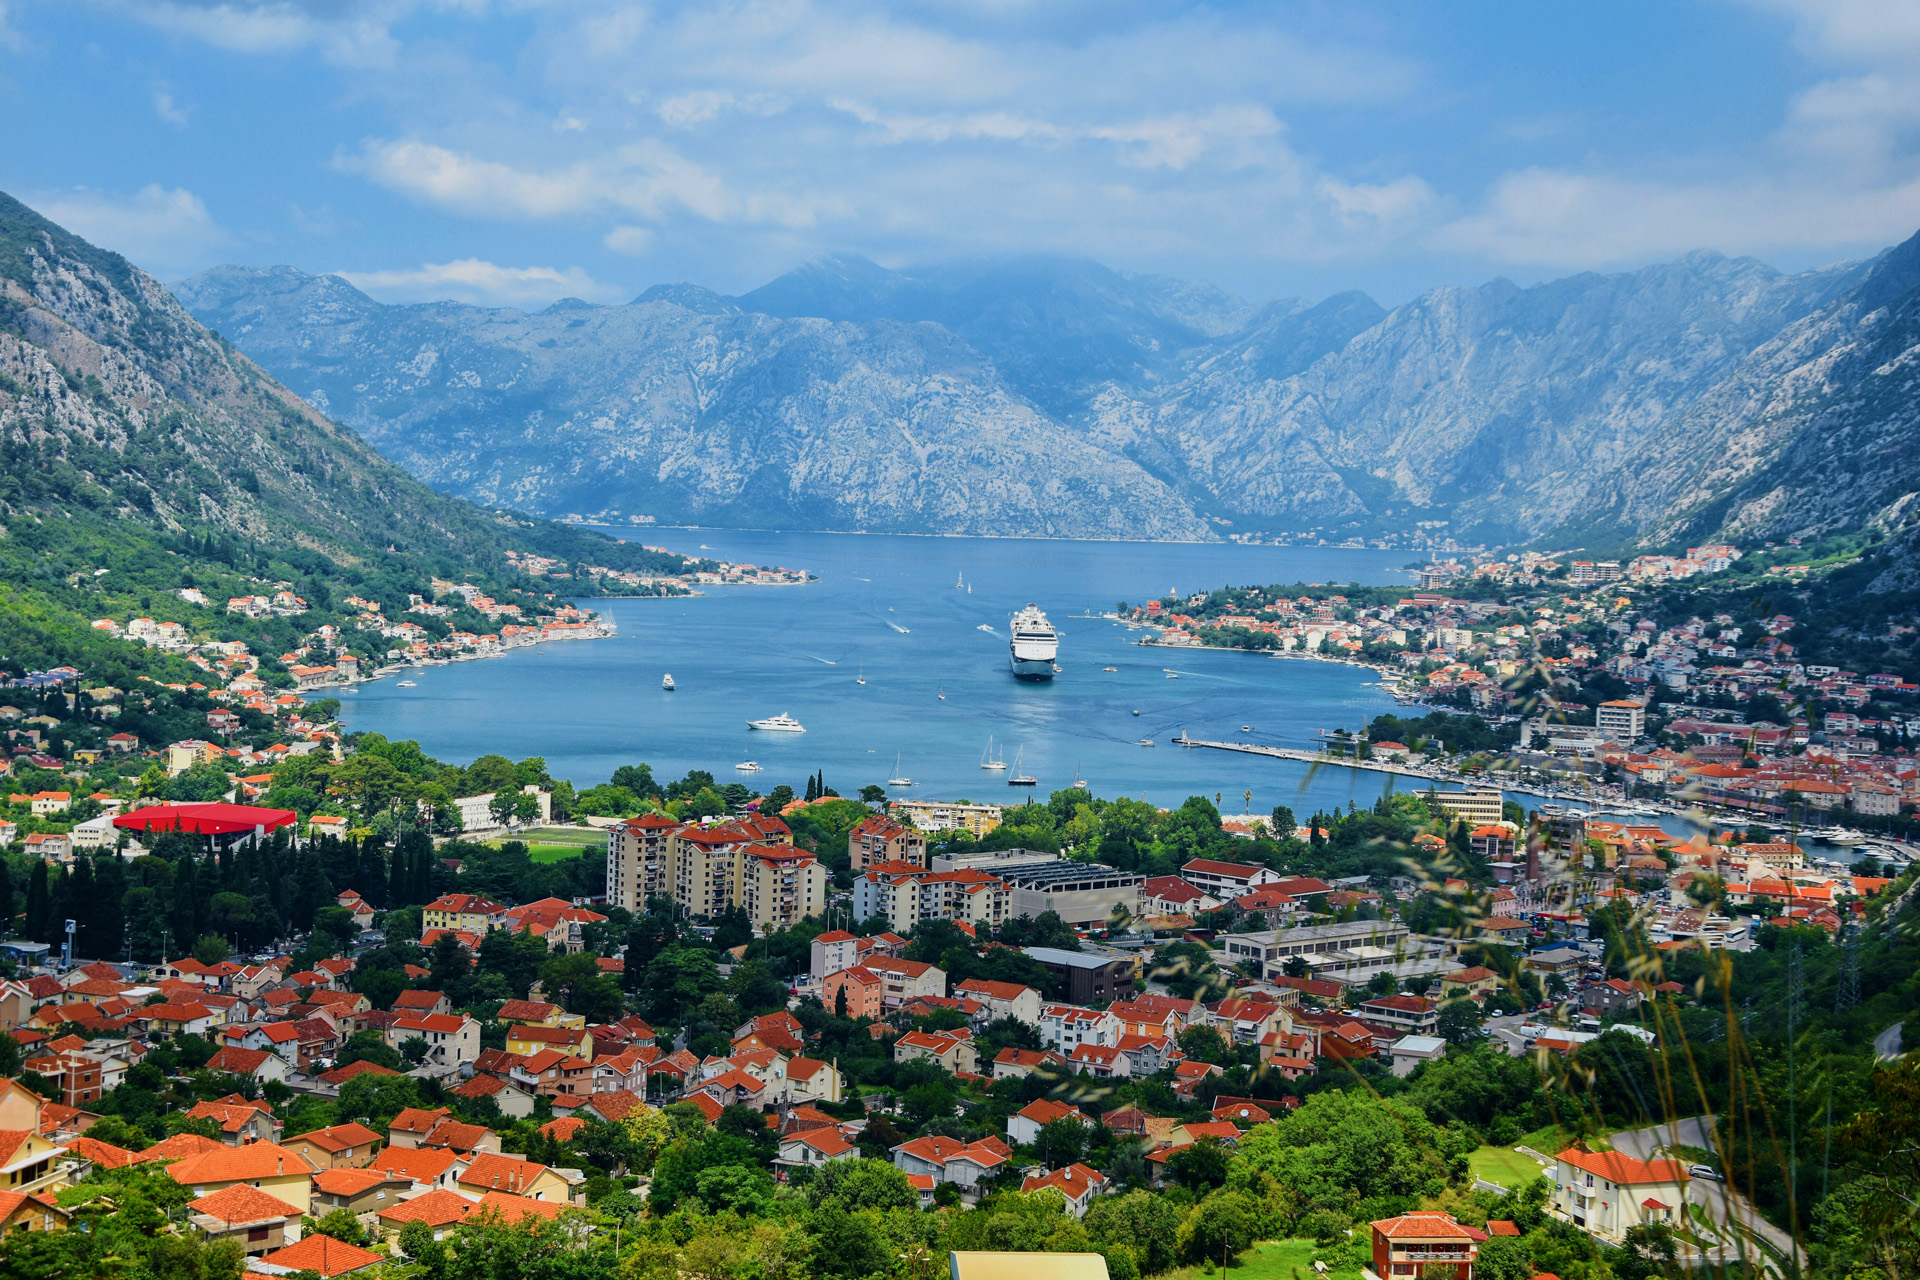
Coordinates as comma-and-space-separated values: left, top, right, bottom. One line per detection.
887, 753, 913, 787
937, 684, 946, 701
1007, 746, 1037, 787
1070, 763, 1088, 790
956, 571, 964, 589
856, 664, 866, 686
980, 736, 1007, 771
661, 674, 675, 691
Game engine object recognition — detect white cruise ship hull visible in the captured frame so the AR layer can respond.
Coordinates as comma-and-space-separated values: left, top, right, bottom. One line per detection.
1010, 653, 1055, 680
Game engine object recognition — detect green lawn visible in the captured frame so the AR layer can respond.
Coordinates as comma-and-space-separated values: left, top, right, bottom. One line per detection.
1163, 1239, 1324, 1280
1469, 1144, 1553, 1190
1516, 1122, 1607, 1155
517, 826, 609, 846
527, 842, 601, 864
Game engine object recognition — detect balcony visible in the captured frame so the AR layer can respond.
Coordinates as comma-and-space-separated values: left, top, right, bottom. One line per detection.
1393, 1252, 1473, 1262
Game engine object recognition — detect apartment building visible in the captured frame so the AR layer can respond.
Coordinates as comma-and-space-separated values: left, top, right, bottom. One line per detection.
853, 863, 1010, 933
888, 799, 1004, 837
605, 812, 680, 912
742, 845, 829, 933
848, 814, 927, 869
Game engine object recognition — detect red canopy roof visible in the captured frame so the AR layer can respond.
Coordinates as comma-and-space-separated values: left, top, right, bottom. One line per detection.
114, 803, 298, 836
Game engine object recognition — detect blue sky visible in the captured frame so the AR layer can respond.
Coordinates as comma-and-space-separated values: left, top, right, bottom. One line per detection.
6, 1, 1920, 308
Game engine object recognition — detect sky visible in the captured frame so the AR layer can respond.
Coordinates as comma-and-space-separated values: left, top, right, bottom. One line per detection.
6, 1, 1920, 309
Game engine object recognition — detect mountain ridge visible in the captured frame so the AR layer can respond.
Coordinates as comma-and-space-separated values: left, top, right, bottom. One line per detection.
175, 234, 1920, 556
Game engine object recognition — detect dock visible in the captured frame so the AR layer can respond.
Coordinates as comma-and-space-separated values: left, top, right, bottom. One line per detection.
1171, 733, 1444, 783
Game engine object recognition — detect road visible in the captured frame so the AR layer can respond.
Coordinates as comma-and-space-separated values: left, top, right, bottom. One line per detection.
1612, 1119, 1805, 1269
1875, 1021, 1904, 1059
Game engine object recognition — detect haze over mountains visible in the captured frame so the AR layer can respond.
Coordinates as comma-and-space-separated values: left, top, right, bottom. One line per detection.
176, 235, 1920, 549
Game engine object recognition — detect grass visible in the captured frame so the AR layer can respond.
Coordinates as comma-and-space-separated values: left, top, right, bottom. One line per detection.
528, 842, 600, 864
1516, 1122, 1607, 1154
1468, 1144, 1553, 1190
1163, 1240, 1326, 1280
489, 826, 607, 863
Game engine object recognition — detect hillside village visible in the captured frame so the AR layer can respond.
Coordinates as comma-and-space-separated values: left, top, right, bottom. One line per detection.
0, 757, 1904, 1276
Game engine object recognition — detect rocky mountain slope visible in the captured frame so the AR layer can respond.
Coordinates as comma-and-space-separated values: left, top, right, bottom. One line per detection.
0, 191, 694, 630
178, 234, 1920, 550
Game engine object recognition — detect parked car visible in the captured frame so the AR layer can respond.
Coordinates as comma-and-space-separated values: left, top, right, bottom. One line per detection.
1688, 1164, 1725, 1182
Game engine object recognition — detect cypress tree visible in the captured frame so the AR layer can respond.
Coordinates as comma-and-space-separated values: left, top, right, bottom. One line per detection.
23, 860, 49, 944
388, 844, 406, 907
413, 845, 433, 904
66, 857, 96, 958
93, 856, 127, 962
169, 855, 200, 955
0, 861, 14, 938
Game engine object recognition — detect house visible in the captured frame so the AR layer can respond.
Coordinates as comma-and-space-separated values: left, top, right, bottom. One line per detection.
849, 814, 928, 869
785, 1056, 843, 1104
0, 1129, 71, 1198
451, 1073, 539, 1119
1007, 1098, 1082, 1147
456, 1152, 574, 1202
257, 1233, 383, 1278
505, 1022, 594, 1058
386, 1013, 481, 1068
184, 1095, 280, 1145
392, 990, 453, 1018
310, 1166, 412, 1216
283, 1122, 385, 1170
371, 1144, 465, 1193
186, 1182, 303, 1257
1179, 859, 1283, 898
992, 1046, 1068, 1080
1439, 966, 1503, 1001
953, 979, 1043, 1027
1583, 978, 1644, 1015
859, 955, 947, 1006
496, 999, 585, 1029
894, 1029, 978, 1075
1389, 1035, 1449, 1077
823, 966, 885, 1020
1020, 1163, 1108, 1218
774, 1126, 858, 1178
1370, 1212, 1481, 1280
204, 1045, 289, 1085
1359, 995, 1439, 1035
421, 893, 507, 935
376, 1187, 480, 1244
1038, 1005, 1121, 1055
0, 1190, 69, 1233
1553, 1146, 1691, 1243
1024, 947, 1137, 1005
890, 1135, 1011, 1195
164, 1142, 317, 1214
1140, 875, 1220, 918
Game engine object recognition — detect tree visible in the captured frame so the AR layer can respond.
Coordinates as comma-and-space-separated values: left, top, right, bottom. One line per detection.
764, 784, 794, 813
538, 950, 625, 1023
1166, 1138, 1232, 1190
1269, 805, 1297, 839
399, 1035, 429, 1065
859, 785, 886, 804
805, 1157, 917, 1213
309, 1207, 372, 1247
1436, 997, 1486, 1047
191, 934, 229, 965
1180, 1188, 1261, 1265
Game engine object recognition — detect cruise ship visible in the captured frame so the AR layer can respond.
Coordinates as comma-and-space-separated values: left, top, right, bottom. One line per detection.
1008, 604, 1059, 680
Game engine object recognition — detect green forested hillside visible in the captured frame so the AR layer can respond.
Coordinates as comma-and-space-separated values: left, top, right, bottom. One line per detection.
0, 191, 699, 679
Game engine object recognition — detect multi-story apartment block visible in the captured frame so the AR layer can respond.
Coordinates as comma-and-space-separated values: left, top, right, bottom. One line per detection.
605, 812, 681, 912
660, 816, 819, 933
853, 864, 1010, 934
849, 815, 927, 869
742, 845, 828, 934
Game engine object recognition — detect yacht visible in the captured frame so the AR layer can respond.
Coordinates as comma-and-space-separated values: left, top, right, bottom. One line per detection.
856, 664, 865, 686
1007, 746, 1037, 787
396, 680, 416, 687
1103, 666, 1117, 672
747, 713, 806, 732
1070, 764, 1088, 790
1164, 669, 1179, 679
981, 736, 1007, 770
887, 754, 913, 787
1009, 605, 1059, 680
661, 674, 675, 691
1138, 737, 1155, 747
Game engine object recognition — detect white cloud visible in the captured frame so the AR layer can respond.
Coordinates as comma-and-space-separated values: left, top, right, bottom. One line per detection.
105, 0, 409, 68
1429, 167, 1920, 267
153, 87, 191, 126
0, 2, 23, 52
337, 258, 625, 308
341, 136, 840, 228
1317, 175, 1436, 231
603, 225, 654, 254
27, 184, 229, 277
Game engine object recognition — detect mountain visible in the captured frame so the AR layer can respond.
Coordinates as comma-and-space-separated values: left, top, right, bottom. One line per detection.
0, 191, 697, 677
175, 264, 1210, 540
178, 235, 1920, 553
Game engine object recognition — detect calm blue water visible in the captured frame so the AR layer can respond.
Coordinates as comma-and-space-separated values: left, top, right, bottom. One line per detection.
331, 531, 1469, 814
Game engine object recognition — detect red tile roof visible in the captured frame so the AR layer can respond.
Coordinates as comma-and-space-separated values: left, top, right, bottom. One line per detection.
257, 1233, 382, 1277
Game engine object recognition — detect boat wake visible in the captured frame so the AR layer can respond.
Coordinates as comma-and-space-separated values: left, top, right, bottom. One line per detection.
887, 621, 911, 634
976, 624, 996, 634
808, 656, 837, 665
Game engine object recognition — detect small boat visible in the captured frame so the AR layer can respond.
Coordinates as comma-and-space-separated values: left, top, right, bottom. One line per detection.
856, 664, 865, 686
747, 713, 806, 732
1007, 745, 1038, 788
1138, 738, 1155, 747
1052, 663, 1063, 674
956, 571, 964, 588
661, 674, 675, 691
735, 761, 762, 772
1241, 724, 1252, 732
396, 680, 417, 687
887, 754, 913, 787
1070, 763, 1088, 790
981, 736, 1007, 770
938, 686, 946, 701
1164, 670, 1179, 679
1103, 666, 1117, 672
976, 624, 995, 634
1132, 709, 1141, 716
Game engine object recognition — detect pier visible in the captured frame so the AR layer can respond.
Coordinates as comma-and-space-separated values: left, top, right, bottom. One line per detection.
1170, 732, 1443, 783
